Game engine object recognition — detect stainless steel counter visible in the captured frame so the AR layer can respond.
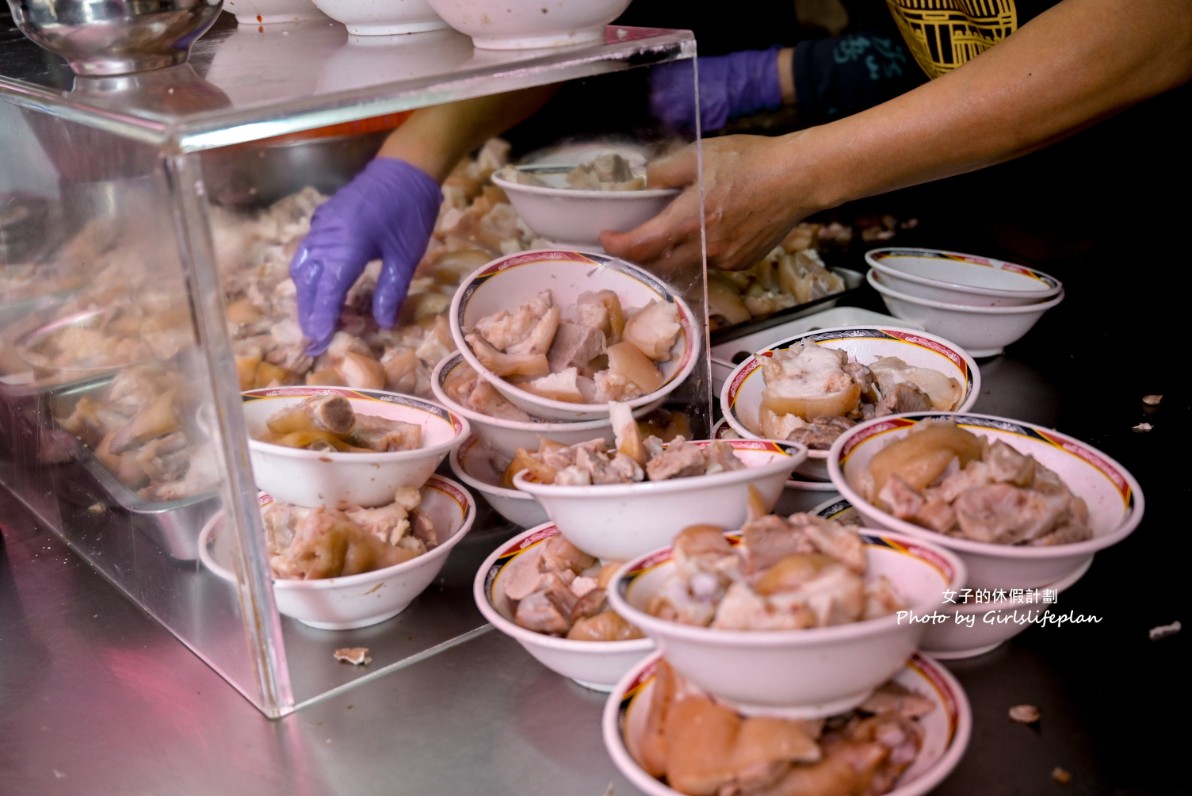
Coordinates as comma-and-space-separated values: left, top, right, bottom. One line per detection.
1, 291, 1186, 796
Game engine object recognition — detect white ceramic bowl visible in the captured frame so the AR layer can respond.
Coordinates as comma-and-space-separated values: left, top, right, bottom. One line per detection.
242, 386, 469, 509
308, 0, 446, 35
607, 528, 966, 718
810, 496, 1096, 659
199, 474, 476, 630
424, 0, 630, 49
430, 351, 626, 464
719, 326, 980, 483
512, 438, 808, 562
450, 249, 700, 421
866, 247, 1063, 307
868, 270, 1065, 358
449, 435, 549, 528
223, 0, 325, 24
491, 163, 678, 248
603, 652, 972, 796
827, 412, 1145, 589
473, 523, 654, 691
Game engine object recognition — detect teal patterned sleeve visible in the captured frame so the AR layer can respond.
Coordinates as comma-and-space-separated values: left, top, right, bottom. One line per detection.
792, 31, 927, 126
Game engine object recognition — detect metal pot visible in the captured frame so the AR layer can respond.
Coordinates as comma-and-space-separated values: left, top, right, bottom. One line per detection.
6, 0, 224, 76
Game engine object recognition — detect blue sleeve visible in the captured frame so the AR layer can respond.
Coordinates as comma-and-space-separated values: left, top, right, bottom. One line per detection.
792, 31, 927, 126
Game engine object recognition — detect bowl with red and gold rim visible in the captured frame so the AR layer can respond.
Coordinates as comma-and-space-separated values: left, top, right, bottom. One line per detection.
827, 411, 1144, 589
719, 326, 980, 483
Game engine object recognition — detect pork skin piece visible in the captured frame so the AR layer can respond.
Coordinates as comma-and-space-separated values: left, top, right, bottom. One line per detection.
622, 300, 681, 361
472, 290, 556, 353
951, 483, 1074, 545
502, 535, 593, 602
984, 439, 1038, 486
739, 514, 818, 575
645, 438, 708, 481
466, 332, 550, 378
572, 445, 644, 485
269, 394, 355, 436
565, 153, 645, 191
702, 441, 746, 475
133, 431, 190, 483
349, 414, 422, 452
796, 514, 866, 573
465, 378, 534, 421
547, 321, 605, 372
870, 381, 934, 417
264, 503, 420, 580
859, 681, 937, 720
663, 691, 824, 796
570, 586, 610, 622
877, 474, 925, 520
566, 609, 643, 642
712, 581, 821, 630
513, 573, 579, 635
781, 414, 856, 451
519, 367, 592, 403
342, 486, 422, 545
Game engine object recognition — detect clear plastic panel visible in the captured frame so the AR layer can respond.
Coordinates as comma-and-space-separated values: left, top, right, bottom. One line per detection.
1, 19, 703, 718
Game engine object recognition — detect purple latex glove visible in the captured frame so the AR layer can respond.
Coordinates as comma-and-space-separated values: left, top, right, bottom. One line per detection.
650, 47, 784, 135
290, 157, 442, 356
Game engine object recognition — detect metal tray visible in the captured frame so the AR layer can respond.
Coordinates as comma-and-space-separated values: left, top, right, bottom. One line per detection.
708, 267, 863, 347
73, 445, 220, 563
4, 373, 220, 562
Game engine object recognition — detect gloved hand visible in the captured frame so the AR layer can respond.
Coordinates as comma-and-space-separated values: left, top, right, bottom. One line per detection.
290, 157, 442, 356
649, 47, 784, 135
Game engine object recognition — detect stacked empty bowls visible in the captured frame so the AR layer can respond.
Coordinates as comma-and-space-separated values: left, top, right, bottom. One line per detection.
865, 247, 1065, 358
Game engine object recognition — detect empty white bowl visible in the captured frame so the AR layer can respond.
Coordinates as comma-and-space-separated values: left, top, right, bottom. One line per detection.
450, 249, 700, 421
827, 412, 1145, 589
491, 163, 678, 248
243, 386, 469, 509
607, 528, 966, 718
868, 270, 1065, 358
199, 474, 476, 630
449, 435, 548, 528
866, 247, 1062, 306
474, 523, 654, 691
512, 438, 808, 562
720, 325, 980, 482
430, 352, 624, 464
604, 652, 972, 796
307, 0, 446, 35
424, 0, 630, 49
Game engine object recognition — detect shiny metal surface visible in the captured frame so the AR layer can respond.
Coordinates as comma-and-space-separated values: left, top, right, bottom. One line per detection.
0, 294, 1185, 795
6, 0, 224, 76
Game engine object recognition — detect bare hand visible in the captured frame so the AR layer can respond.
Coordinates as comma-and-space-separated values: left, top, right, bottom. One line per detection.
601, 133, 821, 273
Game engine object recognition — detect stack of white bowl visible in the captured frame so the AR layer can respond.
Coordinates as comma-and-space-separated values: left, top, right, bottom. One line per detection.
196, 385, 476, 630
439, 248, 700, 527
865, 247, 1065, 358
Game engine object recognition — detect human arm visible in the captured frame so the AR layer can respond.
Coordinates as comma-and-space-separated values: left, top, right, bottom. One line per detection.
291, 88, 555, 355
603, 0, 1192, 272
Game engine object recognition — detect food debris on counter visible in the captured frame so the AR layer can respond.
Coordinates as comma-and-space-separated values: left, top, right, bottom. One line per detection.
1051, 767, 1072, 785
1142, 394, 1163, 406
1009, 704, 1041, 724
1148, 620, 1181, 641
333, 647, 372, 666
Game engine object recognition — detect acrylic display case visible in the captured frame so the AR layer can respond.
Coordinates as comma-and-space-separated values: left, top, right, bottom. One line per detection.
0, 14, 705, 718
